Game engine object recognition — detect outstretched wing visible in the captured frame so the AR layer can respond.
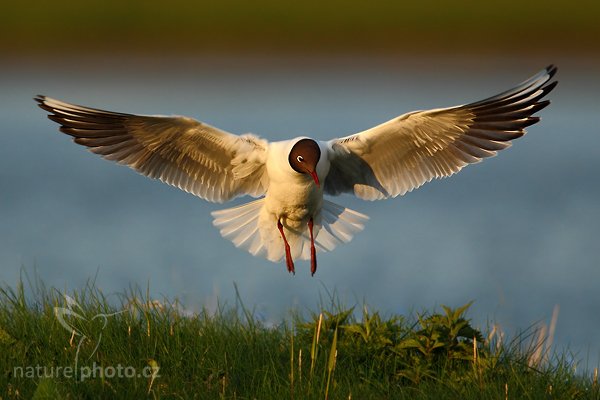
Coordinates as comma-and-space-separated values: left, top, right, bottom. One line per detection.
325, 65, 558, 200
36, 96, 269, 203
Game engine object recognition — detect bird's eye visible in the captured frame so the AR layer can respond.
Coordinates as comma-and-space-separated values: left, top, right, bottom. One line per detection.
296, 155, 304, 163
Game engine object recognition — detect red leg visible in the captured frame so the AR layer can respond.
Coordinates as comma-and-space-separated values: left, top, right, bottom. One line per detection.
308, 218, 317, 276
277, 220, 295, 275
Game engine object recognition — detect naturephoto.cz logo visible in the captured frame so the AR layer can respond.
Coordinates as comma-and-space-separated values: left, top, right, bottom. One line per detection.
13, 362, 159, 382
13, 293, 160, 383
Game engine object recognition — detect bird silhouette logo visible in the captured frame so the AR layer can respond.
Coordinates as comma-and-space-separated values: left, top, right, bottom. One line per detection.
54, 293, 125, 372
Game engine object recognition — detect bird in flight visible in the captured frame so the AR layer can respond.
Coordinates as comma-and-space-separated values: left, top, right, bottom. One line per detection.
36, 65, 557, 276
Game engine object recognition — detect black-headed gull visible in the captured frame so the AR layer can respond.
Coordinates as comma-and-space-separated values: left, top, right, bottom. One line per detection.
35, 65, 557, 275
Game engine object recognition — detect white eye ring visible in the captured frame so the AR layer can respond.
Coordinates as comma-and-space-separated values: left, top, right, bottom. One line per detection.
296, 155, 304, 162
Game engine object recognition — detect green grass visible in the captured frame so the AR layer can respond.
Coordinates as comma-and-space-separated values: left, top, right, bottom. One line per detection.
0, 277, 597, 399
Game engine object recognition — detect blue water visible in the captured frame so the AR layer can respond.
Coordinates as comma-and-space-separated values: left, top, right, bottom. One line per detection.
1, 56, 599, 369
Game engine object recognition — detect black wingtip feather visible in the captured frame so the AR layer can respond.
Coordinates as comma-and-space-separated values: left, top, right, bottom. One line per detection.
37, 102, 55, 115
34, 95, 49, 113
58, 126, 80, 138
535, 99, 551, 113
521, 116, 541, 128
48, 114, 66, 125
542, 80, 558, 96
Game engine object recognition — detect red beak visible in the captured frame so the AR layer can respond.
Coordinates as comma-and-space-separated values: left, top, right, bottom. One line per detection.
309, 170, 320, 187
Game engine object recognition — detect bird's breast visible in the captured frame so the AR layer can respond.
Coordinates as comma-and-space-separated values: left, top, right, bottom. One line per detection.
265, 178, 323, 223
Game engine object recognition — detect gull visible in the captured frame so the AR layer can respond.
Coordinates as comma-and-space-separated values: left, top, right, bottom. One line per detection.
35, 65, 557, 276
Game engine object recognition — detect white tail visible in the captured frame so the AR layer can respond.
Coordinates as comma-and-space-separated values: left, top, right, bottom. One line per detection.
211, 199, 369, 263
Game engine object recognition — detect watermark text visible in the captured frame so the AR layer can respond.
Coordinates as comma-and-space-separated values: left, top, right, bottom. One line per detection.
14, 362, 159, 382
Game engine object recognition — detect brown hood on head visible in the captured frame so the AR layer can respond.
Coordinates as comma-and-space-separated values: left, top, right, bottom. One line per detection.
289, 138, 321, 186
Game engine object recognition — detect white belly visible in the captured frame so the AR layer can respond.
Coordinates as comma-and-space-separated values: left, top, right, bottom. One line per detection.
265, 179, 323, 230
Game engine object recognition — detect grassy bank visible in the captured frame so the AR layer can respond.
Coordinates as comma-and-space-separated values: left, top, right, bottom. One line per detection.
0, 278, 597, 399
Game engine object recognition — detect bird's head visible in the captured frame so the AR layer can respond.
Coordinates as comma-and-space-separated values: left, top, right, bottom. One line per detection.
289, 138, 321, 187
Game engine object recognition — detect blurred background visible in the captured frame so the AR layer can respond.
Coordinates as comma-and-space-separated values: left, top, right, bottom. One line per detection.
1, 1, 599, 369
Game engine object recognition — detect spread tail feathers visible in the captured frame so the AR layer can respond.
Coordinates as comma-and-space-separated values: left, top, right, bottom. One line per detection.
211, 199, 368, 263
211, 199, 267, 258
